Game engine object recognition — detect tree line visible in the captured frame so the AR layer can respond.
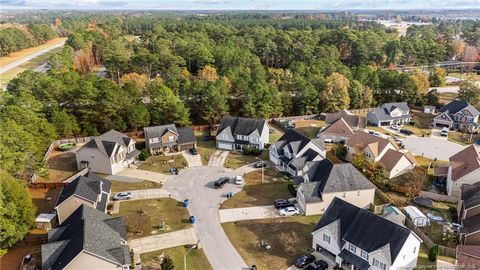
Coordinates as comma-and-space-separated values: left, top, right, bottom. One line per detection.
0, 23, 58, 56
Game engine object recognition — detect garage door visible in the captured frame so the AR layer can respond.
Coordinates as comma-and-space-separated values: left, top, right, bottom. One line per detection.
217, 142, 232, 150
435, 123, 450, 128
380, 121, 391, 126
179, 143, 195, 151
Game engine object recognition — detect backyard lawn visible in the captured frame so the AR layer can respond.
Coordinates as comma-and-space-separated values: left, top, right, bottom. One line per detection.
140, 245, 212, 270
115, 198, 191, 239
196, 136, 216, 165
222, 215, 320, 270
437, 92, 458, 105
294, 119, 325, 139
110, 180, 162, 193
268, 124, 285, 143
417, 244, 456, 269
417, 201, 458, 248
224, 151, 269, 169
138, 154, 187, 174
36, 149, 78, 183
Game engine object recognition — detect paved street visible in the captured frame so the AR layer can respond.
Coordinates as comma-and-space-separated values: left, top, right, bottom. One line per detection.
402, 136, 464, 161
182, 150, 203, 167
164, 166, 248, 270
208, 150, 229, 166
128, 228, 198, 254
115, 188, 171, 202
106, 168, 170, 183
219, 205, 278, 223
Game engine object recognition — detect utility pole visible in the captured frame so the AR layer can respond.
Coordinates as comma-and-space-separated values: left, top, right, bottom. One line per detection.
184, 244, 197, 270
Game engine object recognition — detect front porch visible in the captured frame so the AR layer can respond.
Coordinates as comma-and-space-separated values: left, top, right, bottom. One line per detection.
150, 143, 178, 155
312, 247, 370, 270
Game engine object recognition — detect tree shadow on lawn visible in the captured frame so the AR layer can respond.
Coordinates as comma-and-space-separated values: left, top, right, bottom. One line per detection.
47, 151, 77, 171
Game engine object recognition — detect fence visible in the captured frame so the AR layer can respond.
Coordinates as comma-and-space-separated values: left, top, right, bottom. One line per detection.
405, 218, 456, 257
270, 114, 323, 132
419, 191, 458, 204
63, 168, 89, 183
29, 182, 67, 189
349, 108, 374, 115
24, 234, 48, 245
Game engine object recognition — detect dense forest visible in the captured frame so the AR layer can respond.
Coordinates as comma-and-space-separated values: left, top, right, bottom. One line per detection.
0, 23, 58, 56
1, 13, 480, 180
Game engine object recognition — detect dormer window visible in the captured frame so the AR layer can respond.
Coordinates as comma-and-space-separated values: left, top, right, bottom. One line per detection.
348, 243, 356, 253
361, 250, 369, 260
322, 234, 330, 244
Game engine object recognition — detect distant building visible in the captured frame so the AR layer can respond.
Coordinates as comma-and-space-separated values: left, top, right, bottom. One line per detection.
216, 117, 269, 151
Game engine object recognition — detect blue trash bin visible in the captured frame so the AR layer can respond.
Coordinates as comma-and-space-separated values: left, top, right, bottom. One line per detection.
190, 216, 196, 224
183, 199, 189, 207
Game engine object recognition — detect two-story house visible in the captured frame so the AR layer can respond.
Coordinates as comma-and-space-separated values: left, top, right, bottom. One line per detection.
216, 117, 269, 151
42, 205, 131, 270
458, 183, 480, 245
144, 124, 196, 154
446, 145, 480, 197
75, 130, 139, 175
432, 100, 480, 132
269, 129, 326, 176
54, 173, 111, 224
312, 197, 422, 270
317, 118, 355, 143
346, 131, 416, 179
367, 102, 411, 127
296, 159, 376, 216
324, 109, 366, 130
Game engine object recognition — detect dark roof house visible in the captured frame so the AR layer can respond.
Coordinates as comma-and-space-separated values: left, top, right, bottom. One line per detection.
367, 102, 411, 126
324, 109, 366, 129
216, 117, 269, 151
144, 124, 197, 153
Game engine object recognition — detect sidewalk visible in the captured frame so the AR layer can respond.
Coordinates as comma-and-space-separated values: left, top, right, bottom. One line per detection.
106, 168, 170, 183
128, 228, 198, 254
117, 188, 171, 202
219, 205, 278, 223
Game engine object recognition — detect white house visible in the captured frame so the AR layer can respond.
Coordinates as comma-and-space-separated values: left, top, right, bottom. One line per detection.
367, 102, 411, 127
346, 131, 416, 179
75, 130, 139, 175
446, 145, 480, 197
269, 129, 326, 176
312, 198, 422, 270
404, 206, 430, 227
216, 117, 269, 151
296, 159, 376, 216
432, 100, 480, 132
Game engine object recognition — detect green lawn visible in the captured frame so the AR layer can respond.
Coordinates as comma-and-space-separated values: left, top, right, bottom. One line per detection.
437, 92, 458, 105
196, 136, 216, 165
138, 154, 187, 174
222, 215, 320, 270
221, 182, 293, 209
110, 180, 162, 193
140, 245, 212, 270
294, 119, 325, 139
448, 131, 480, 145
115, 198, 191, 239
36, 150, 78, 183
268, 124, 285, 143
224, 151, 269, 169
402, 111, 434, 137
417, 243, 456, 269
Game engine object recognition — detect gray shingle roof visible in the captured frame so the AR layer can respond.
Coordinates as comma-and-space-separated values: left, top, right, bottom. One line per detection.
177, 127, 197, 145
42, 205, 130, 270
324, 109, 366, 129
272, 129, 311, 157
439, 100, 480, 117
81, 130, 134, 158
217, 117, 266, 136
369, 102, 411, 121
461, 183, 480, 210
56, 173, 110, 207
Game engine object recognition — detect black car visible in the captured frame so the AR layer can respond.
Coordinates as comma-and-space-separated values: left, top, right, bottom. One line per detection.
305, 260, 328, 270
273, 199, 294, 209
189, 148, 198, 155
295, 254, 316, 268
400, 129, 414, 135
214, 177, 229, 189
253, 161, 267, 168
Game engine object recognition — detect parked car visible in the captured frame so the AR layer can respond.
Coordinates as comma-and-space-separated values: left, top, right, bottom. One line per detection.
214, 177, 229, 189
400, 129, 414, 135
113, 192, 132, 201
392, 136, 402, 143
233, 175, 244, 185
253, 161, 267, 168
305, 260, 328, 270
279, 206, 300, 216
274, 199, 294, 209
440, 127, 449, 137
294, 254, 316, 268
189, 148, 198, 155
390, 124, 401, 131
323, 138, 333, 143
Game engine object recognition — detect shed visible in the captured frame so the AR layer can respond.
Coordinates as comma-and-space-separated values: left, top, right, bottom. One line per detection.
382, 205, 406, 226
424, 105, 436, 114
404, 206, 430, 227
35, 213, 57, 231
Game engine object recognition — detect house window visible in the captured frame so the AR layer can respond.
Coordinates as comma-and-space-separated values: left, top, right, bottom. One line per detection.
348, 243, 356, 253
322, 234, 330, 244
361, 250, 369, 260
373, 259, 386, 270
151, 138, 160, 143
168, 136, 174, 142
413, 246, 416, 254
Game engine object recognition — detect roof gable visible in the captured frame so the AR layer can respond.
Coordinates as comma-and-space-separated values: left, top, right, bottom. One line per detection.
81, 130, 133, 158
321, 118, 355, 136
217, 117, 266, 136
346, 131, 397, 156
56, 173, 110, 208
449, 145, 480, 181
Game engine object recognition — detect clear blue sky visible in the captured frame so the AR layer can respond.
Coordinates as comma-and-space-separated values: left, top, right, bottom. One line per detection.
1, 0, 479, 10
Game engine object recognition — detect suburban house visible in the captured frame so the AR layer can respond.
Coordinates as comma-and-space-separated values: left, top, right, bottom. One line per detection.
446, 145, 480, 197
144, 124, 196, 154
295, 159, 376, 216
458, 183, 480, 245
456, 245, 480, 269
269, 129, 326, 176
76, 130, 139, 175
367, 102, 411, 126
317, 118, 355, 143
346, 131, 416, 179
312, 198, 422, 270
42, 205, 130, 270
324, 109, 366, 130
216, 117, 269, 151
432, 100, 480, 131
54, 173, 111, 224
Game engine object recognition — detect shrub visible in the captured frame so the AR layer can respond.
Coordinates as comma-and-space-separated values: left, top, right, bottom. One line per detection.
161, 255, 174, 270
428, 245, 439, 262
243, 146, 261, 156
138, 149, 150, 161
288, 184, 296, 196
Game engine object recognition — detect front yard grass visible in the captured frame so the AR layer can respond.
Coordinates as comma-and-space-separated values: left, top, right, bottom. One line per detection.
115, 198, 191, 240
401, 111, 434, 137
196, 136, 216, 165
294, 119, 325, 139
224, 151, 269, 170
138, 154, 187, 174
140, 245, 212, 270
448, 130, 480, 145
222, 215, 320, 270
110, 180, 162, 193
221, 182, 292, 209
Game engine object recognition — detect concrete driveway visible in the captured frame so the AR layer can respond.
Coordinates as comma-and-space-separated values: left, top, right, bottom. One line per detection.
219, 205, 278, 223
182, 150, 203, 167
402, 136, 464, 161
129, 228, 198, 254
106, 168, 170, 183
114, 188, 171, 202
208, 150, 229, 167
164, 166, 248, 270
233, 162, 269, 175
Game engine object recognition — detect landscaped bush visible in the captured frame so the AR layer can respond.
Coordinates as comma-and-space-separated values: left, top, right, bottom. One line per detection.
243, 146, 261, 156
428, 245, 439, 262
138, 149, 151, 161
287, 184, 296, 196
